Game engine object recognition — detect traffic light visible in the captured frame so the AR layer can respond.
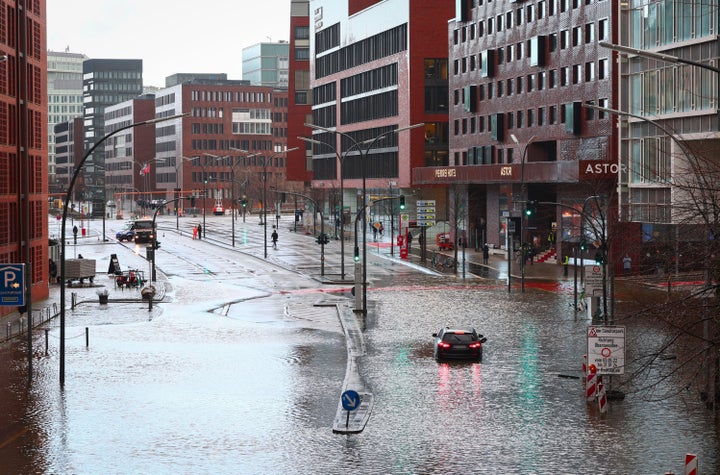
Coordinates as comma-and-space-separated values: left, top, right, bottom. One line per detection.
524, 200, 536, 217
354, 246, 360, 262
579, 240, 586, 251
594, 251, 605, 265
399, 195, 405, 210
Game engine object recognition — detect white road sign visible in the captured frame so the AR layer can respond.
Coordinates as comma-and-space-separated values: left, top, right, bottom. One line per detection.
587, 326, 626, 375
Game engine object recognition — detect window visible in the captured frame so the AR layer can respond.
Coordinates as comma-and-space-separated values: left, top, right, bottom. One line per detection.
516, 76, 524, 94
295, 91, 308, 104
294, 26, 309, 39
527, 74, 535, 92
561, 30, 569, 49
497, 14, 503, 31
561, 66, 569, 86
585, 62, 595, 81
572, 64, 582, 84
527, 109, 534, 127
295, 47, 309, 60
549, 105, 557, 124
549, 33, 557, 52
598, 19, 608, 41
549, 69, 557, 88
526, 4, 534, 22
572, 27, 582, 46
516, 110, 524, 128
585, 23, 595, 43
507, 78, 514, 95
599, 58, 609, 79
538, 107, 545, 125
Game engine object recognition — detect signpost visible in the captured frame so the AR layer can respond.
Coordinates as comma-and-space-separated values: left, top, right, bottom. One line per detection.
585, 265, 603, 292
341, 389, 360, 429
416, 200, 436, 228
587, 326, 626, 375
0, 264, 25, 306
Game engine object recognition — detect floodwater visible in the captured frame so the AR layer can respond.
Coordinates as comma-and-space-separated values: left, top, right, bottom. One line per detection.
1, 230, 718, 473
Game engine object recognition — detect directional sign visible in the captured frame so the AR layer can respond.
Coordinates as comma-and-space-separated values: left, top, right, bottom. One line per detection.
416, 200, 436, 228
0, 264, 25, 306
587, 326, 626, 375
341, 389, 361, 411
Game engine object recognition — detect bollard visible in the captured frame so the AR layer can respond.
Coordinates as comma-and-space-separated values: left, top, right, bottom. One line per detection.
684, 453, 697, 475
45, 328, 49, 356
597, 376, 608, 413
6, 322, 10, 339
85, 327, 89, 347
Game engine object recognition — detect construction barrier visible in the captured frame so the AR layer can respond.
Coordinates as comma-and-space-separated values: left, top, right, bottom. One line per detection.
684, 453, 697, 475
586, 371, 597, 401
597, 376, 607, 413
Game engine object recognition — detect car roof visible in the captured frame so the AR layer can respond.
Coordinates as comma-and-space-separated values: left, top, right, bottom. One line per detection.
441, 327, 477, 334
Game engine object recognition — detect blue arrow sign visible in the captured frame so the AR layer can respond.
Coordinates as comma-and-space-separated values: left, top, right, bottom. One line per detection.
341, 389, 360, 411
0, 264, 25, 306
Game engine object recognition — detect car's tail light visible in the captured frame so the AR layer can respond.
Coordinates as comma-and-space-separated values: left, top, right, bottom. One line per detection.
438, 341, 451, 349
469, 342, 482, 349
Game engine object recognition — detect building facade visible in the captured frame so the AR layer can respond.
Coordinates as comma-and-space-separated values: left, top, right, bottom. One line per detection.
47, 50, 86, 194
0, 0, 49, 314
153, 78, 289, 217
53, 117, 83, 201
614, 0, 719, 257
306, 0, 453, 222
103, 95, 157, 217
242, 42, 290, 88
414, 0, 617, 259
285, 0, 313, 185
82, 58, 143, 217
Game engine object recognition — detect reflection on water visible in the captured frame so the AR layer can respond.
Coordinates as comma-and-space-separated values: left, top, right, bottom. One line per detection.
0, 275, 718, 474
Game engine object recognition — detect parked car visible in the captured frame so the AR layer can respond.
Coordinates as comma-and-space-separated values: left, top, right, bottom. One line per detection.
115, 228, 136, 242
432, 327, 487, 361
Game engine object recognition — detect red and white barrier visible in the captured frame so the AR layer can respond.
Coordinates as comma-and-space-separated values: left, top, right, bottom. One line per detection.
684, 453, 697, 475
582, 354, 587, 389
586, 371, 597, 401
597, 376, 607, 413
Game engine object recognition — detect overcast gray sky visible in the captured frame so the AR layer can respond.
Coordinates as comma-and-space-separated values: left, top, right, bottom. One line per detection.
47, 0, 292, 87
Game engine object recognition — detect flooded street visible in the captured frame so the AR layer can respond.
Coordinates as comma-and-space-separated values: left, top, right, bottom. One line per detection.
1, 218, 718, 473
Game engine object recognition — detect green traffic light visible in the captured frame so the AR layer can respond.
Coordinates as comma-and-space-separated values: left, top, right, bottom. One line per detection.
399, 195, 405, 210
353, 246, 360, 262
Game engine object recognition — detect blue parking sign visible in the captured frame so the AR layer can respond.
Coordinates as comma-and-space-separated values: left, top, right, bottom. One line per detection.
0, 264, 25, 306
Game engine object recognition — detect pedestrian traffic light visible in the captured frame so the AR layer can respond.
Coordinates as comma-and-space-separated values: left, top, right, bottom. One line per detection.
354, 246, 360, 262
399, 195, 405, 210
316, 233, 329, 245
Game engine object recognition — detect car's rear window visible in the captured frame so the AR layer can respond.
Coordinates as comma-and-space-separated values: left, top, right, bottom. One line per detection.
442, 332, 475, 343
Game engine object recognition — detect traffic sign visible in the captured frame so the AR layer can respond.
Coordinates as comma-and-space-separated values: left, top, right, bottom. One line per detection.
587, 326, 625, 375
585, 265, 603, 291
341, 389, 361, 411
0, 264, 25, 306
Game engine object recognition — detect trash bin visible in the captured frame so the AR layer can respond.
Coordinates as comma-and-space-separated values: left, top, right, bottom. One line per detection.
97, 289, 109, 305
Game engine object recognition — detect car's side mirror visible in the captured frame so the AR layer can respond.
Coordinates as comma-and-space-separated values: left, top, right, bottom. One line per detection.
479, 337, 487, 344
432, 333, 438, 337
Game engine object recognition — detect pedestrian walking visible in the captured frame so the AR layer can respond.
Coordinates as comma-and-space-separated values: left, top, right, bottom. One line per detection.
197, 224, 202, 240
372, 224, 378, 241
562, 255, 570, 277
482, 244, 490, 265
623, 254, 632, 275
271, 229, 279, 248
407, 232, 413, 251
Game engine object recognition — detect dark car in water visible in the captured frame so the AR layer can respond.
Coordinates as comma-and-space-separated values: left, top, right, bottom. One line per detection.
433, 327, 487, 361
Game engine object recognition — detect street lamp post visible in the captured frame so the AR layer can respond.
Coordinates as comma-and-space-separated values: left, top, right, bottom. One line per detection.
297, 136, 351, 279
510, 134, 536, 293
261, 148, 299, 258
58, 113, 185, 386
305, 123, 423, 313
154, 156, 183, 230
227, 148, 259, 247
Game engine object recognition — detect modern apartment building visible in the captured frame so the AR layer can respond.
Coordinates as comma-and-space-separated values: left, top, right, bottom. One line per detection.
0, 0, 49, 313
82, 59, 143, 217
413, 0, 616, 257
285, 0, 313, 185
613, 0, 719, 254
306, 0, 453, 219
153, 77, 289, 216
47, 50, 86, 194
242, 42, 290, 88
